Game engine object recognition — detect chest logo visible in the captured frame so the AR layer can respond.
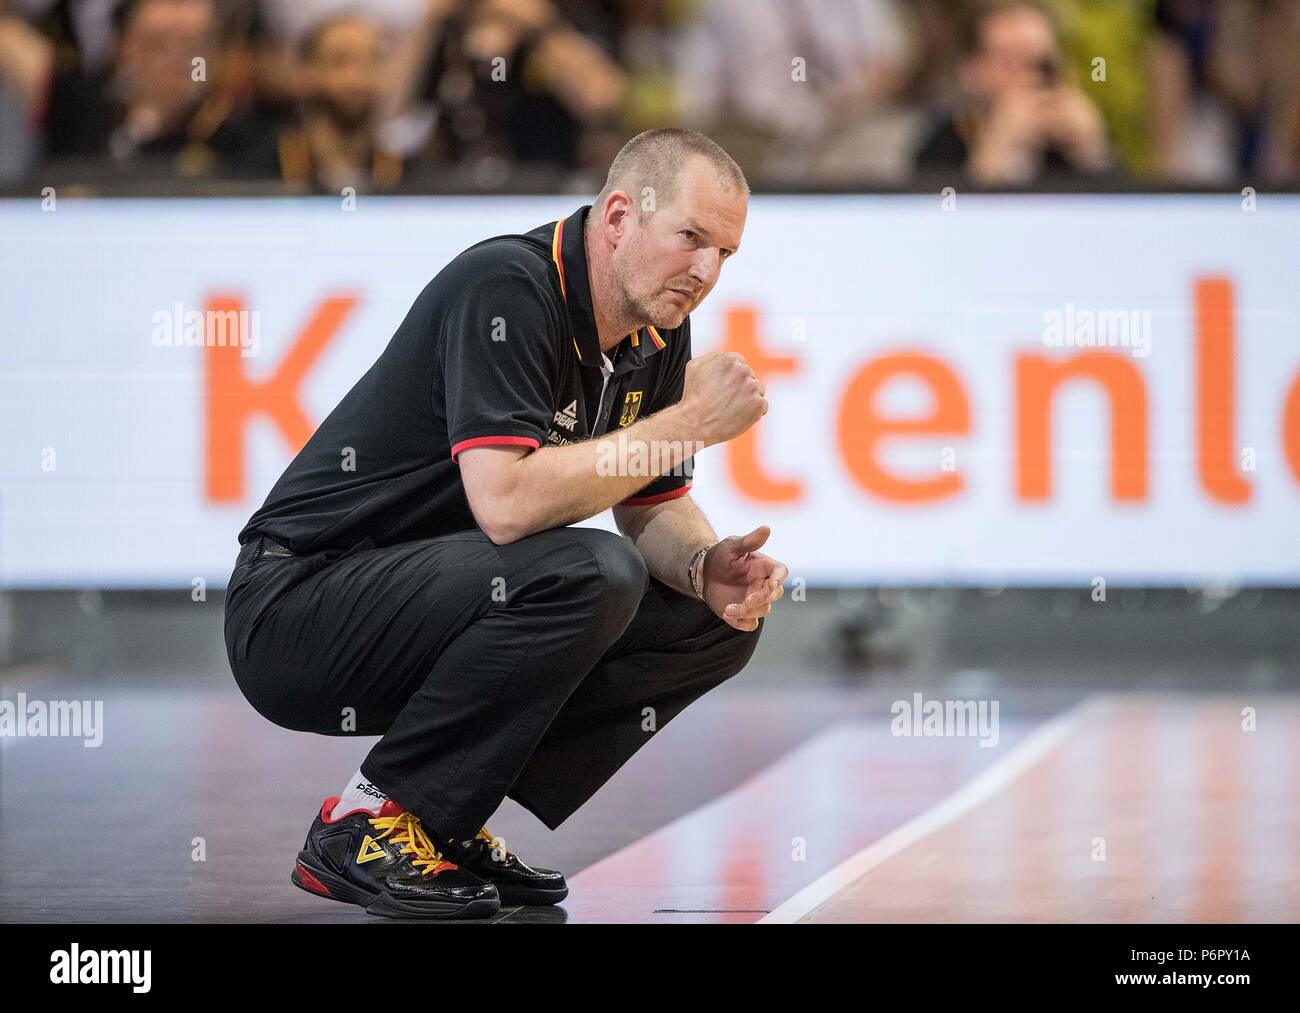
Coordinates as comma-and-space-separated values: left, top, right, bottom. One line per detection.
553, 399, 579, 433
619, 391, 643, 428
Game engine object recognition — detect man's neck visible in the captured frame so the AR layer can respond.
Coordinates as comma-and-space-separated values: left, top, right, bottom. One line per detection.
584, 220, 642, 355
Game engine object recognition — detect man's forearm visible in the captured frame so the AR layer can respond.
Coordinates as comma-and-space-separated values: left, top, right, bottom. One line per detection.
614, 493, 718, 597
489, 404, 705, 543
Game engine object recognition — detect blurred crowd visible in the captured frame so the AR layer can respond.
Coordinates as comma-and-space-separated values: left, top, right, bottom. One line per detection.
1, 0, 1298, 192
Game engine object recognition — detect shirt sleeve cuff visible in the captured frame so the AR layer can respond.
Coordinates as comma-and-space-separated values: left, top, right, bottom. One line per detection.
618, 483, 692, 507
450, 434, 542, 462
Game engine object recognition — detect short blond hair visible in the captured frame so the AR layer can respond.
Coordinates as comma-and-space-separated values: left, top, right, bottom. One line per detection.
594, 128, 749, 214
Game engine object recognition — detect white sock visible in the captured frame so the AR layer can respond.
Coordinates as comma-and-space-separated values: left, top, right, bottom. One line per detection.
331, 769, 389, 818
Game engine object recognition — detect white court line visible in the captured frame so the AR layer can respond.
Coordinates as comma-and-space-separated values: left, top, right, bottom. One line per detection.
759, 695, 1105, 924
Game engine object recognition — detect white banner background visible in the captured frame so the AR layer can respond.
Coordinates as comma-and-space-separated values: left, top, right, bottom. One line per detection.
1, 194, 1297, 587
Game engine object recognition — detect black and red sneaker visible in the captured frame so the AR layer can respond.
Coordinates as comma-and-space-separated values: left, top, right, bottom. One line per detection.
291, 798, 499, 919
432, 826, 568, 906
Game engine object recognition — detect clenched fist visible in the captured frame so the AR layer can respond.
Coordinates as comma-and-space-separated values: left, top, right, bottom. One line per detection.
678, 351, 768, 447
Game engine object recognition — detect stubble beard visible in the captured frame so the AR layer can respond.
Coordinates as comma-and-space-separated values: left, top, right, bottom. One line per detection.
628, 274, 692, 333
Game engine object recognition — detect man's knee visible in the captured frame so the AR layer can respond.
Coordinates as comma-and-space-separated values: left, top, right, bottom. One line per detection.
664, 598, 764, 688
499, 527, 649, 645
716, 614, 763, 677
550, 527, 648, 606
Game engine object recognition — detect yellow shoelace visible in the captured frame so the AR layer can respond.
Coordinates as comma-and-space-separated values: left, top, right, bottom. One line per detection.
368, 811, 448, 876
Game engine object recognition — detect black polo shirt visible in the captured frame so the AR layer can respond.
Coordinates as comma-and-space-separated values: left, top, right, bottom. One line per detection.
237, 205, 694, 555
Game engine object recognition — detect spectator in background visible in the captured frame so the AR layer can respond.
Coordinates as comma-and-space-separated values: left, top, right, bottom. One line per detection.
607, 0, 680, 133
30, 0, 278, 179
2, 0, 120, 100
275, 12, 402, 192
251, 0, 434, 123
1043, 0, 1156, 177
899, 0, 971, 110
914, 0, 1112, 185
674, 0, 915, 183
382, 0, 626, 185
0, 3, 52, 183
1148, 0, 1300, 184
258, 0, 428, 47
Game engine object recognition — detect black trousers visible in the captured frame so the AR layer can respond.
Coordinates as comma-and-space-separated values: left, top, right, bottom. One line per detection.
223, 526, 762, 839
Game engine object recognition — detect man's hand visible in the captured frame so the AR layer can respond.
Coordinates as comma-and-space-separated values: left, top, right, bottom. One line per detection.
679, 351, 767, 448
701, 525, 787, 632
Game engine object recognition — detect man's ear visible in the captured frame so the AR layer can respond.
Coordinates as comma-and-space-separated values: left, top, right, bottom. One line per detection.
601, 191, 635, 243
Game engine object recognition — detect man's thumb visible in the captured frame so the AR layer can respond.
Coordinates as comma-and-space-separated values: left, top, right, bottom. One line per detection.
738, 526, 770, 553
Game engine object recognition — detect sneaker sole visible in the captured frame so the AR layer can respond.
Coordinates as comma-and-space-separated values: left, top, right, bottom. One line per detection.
291, 852, 499, 920
496, 883, 569, 906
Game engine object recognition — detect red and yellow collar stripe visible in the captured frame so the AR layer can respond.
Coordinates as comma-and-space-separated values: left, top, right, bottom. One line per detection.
629, 327, 666, 349
550, 219, 567, 301
629, 327, 666, 350
551, 218, 583, 360
551, 217, 668, 357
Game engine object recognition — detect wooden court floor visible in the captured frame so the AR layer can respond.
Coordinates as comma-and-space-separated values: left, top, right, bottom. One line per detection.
1, 671, 1294, 924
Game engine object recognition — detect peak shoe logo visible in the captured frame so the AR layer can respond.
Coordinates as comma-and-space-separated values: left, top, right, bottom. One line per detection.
356, 836, 387, 864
